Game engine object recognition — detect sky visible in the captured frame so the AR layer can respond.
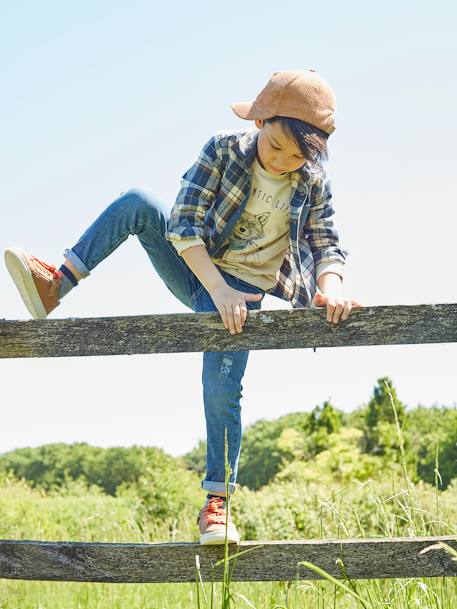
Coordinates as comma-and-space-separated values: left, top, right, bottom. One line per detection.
1, 0, 456, 460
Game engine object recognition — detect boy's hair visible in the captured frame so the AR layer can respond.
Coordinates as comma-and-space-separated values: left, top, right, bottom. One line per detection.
264, 116, 329, 171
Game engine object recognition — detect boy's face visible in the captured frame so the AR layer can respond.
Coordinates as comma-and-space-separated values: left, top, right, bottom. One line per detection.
255, 119, 306, 175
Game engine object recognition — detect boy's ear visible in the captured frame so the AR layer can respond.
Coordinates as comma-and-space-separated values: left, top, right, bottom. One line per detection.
255, 119, 263, 129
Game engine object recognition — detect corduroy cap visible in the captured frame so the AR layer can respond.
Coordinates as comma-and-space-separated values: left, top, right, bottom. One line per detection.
230, 69, 336, 134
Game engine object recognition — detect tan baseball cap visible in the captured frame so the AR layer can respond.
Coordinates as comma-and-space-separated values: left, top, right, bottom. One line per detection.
230, 69, 336, 134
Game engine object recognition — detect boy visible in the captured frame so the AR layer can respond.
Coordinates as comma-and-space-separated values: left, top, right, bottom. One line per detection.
5, 69, 362, 544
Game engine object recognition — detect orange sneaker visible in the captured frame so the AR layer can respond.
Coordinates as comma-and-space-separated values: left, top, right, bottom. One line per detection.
4, 247, 63, 319
197, 496, 240, 545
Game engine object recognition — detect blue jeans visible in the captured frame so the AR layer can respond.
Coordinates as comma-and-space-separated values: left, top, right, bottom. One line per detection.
63, 189, 266, 496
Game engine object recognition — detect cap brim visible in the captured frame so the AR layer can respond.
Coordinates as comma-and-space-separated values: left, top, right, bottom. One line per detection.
230, 101, 274, 120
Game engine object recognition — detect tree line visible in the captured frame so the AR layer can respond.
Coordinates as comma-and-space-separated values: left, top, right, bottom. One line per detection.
1, 377, 456, 498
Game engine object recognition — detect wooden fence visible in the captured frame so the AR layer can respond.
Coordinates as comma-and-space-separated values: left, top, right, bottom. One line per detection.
1, 303, 456, 583
1, 303, 456, 358
1, 536, 457, 582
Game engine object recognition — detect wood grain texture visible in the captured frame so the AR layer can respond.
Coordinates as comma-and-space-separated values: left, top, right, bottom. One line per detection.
1, 536, 457, 582
1, 303, 456, 359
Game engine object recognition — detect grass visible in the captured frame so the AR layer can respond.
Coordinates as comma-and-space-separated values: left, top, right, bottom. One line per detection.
1, 382, 457, 606
191, 381, 457, 608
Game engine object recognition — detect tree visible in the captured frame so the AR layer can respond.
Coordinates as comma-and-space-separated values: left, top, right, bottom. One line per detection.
309, 400, 342, 435
0, 443, 182, 496
181, 438, 206, 475
409, 405, 457, 488
363, 377, 406, 455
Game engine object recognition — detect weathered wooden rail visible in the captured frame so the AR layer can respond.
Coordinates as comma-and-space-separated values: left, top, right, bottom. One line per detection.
1, 536, 457, 582
1, 303, 456, 584
1, 303, 456, 358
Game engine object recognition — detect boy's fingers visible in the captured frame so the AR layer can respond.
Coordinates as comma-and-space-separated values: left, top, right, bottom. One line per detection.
218, 306, 229, 332
244, 292, 263, 300
233, 304, 243, 333
225, 305, 238, 334
326, 301, 336, 322
227, 314, 235, 334
238, 303, 248, 327
218, 304, 248, 334
331, 306, 342, 324
341, 300, 352, 321
314, 293, 326, 303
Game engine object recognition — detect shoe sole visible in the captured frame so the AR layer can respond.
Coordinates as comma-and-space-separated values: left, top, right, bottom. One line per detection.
4, 247, 48, 319
199, 530, 241, 545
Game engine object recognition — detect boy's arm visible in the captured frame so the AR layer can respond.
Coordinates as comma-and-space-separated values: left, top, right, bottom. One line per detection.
165, 135, 221, 246
164, 133, 229, 291
305, 171, 364, 323
303, 171, 349, 288
165, 133, 263, 333
180, 244, 226, 293
180, 243, 263, 336
317, 270, 342, 294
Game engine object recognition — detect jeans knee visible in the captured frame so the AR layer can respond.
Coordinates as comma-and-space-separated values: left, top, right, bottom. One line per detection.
118, 188, 168, 228
203, 352, 248, 406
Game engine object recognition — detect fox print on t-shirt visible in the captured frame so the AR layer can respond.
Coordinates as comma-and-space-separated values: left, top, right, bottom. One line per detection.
218, 210, 271, 259
210, 158, 294, 287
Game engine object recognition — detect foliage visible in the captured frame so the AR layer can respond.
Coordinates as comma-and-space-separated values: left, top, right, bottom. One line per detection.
406, 404, 457, 488
116, 459, 202, 526
182, 438, 206, 475
362, 376, 407, 455
275, 427, 381, 486
2, 375, 457, 607
2, 376, 457, 525
0, 442, 199, 500
183, 402, 345, 491
2, 468, 457, 608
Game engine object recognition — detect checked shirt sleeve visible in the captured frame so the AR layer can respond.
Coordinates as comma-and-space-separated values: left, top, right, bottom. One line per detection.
303, 170, 349, 279
165, 135, 221, 248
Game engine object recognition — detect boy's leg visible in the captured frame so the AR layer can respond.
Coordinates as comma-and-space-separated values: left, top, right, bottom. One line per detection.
63, 188, 199, 309
192, 271, 265, 498
5, 188, 200, 318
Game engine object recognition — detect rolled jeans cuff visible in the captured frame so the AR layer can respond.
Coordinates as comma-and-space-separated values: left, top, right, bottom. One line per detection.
201, 479, 237, 495
63, 248, 91, 279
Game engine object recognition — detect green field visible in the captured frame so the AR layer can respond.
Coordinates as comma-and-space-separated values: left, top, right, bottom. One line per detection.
1, 377, 456, 607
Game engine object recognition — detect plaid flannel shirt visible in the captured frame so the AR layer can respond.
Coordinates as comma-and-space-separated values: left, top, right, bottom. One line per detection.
165, 128, 349, 308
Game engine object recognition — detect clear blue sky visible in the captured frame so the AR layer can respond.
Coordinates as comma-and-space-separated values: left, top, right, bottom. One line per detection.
1, 1, 456, 458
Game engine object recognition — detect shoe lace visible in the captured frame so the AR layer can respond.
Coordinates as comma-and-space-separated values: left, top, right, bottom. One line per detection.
199, 497, 227, 525
30, 255, 62, 280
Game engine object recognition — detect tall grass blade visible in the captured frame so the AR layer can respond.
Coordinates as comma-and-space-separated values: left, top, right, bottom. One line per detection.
297, 560, 370, 608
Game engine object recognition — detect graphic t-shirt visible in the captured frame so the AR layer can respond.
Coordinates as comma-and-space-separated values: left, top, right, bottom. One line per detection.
210, 158, 292, 289
169, 154, 344, 289
170, 157, 293, 290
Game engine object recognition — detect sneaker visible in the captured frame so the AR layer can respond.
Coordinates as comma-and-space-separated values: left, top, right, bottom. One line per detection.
4, 247, 63, 319
197, 496, 241, 545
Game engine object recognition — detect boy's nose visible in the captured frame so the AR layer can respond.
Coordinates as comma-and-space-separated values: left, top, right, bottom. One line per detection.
273, 155, 288, 168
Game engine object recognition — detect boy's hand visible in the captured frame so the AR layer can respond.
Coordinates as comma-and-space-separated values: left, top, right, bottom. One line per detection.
209, 283, 263, 335
313, 291, 363, 324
